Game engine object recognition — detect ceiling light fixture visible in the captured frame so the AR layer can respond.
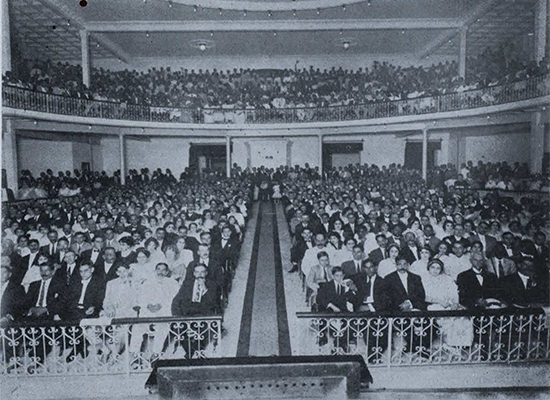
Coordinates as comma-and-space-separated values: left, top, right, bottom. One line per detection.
193, 5, 197, 12
168, 1, 172, 8
339, 29, 343, 35
292, 9, 296, 16
342, 4, 346, 11
367, 0, 371, 6
317, 8, 320, 15
401, 29, 405, 34
67, 20, 71, 26
334, 37, 356, 50
243, 9, 247, 16
218, 8, 222, 15
199, 43, 206, 51
343, 41, 350, 49
190, 38, 215, 52
273, 31, 277, 36
268, 10, 272, 17
146, 31, 150, 37
210, 30, 214, 36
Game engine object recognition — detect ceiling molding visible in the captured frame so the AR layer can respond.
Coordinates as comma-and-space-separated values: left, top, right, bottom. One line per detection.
85, 18, 462, 33
417, 0, 502, 59
41, 0, 131, 62
167, 0, 366, 12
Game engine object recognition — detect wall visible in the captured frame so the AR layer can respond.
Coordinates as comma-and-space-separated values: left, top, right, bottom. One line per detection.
462, 131, 530, 165
94, 53, 453, 74
101, 136, 121, 175
18, 138, 73, 176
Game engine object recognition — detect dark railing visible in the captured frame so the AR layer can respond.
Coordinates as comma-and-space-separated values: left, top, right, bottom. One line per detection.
3, 74, 549, 124
296, 307, 549, 367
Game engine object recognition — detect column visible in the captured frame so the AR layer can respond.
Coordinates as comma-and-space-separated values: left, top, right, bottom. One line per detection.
422, 128, 428, 181
286, 140, 293, 167
226, 136, 231, 178
245, 141, 251, 169
458, 27, 467, 79
2, 117, 18, 191
318, 134, 323, 178
80, 29, 91, 87
119, 134, 126, 185
534, 0, 548, 62
2, 0, 11, 74
530, 111, 545, 174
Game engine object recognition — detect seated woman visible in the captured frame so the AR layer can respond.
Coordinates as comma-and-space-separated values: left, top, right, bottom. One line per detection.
422, 259, 472, 349
129, 248, 155, 284
409, 246, 432, 278
164, 244, 188, 283
201, 210, 217, 233
118, 236, 137, 266
378, 243, 400, 278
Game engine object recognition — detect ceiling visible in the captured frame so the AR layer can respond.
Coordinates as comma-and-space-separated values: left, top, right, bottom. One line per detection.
7, 0, 539, 63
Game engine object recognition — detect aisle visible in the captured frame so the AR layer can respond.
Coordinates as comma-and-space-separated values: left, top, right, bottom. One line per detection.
236, 201, 291, 357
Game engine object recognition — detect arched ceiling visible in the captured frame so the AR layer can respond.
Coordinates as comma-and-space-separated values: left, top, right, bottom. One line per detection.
8, 0, 539, 63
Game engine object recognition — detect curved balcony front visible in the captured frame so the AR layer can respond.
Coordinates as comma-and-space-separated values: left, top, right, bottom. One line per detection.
2, 75, 550, 129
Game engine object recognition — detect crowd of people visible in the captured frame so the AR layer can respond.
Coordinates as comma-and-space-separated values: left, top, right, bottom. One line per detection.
0, 168, 251, 368
4, 46, 548, 114
281, 162, 549, 356
428, 161, 550, 191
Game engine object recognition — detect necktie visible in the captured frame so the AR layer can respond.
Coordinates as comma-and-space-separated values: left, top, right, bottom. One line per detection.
356, 262, 361, 274
38, 281, 46, 307
337, 284, 341, 296
67, 265, 73, 285
498, 261, 505, 279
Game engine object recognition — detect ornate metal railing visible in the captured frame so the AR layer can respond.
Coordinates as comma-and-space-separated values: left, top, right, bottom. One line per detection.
296, 308, 549, 367
3, 74, 549, 124
453, 187, 550, 205
0, 315, 222, 376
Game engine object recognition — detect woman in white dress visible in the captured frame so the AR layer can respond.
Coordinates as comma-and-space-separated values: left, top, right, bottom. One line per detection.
227, 205, 245, 228
129, 248, 156, 284
378, 243, 400, 278
422, 259, 472, 349
163, 244, 188, 283
410, 246, 432, 278
201, 210, 217, 233
332, 237, 356, 267
325, 232, 342, 264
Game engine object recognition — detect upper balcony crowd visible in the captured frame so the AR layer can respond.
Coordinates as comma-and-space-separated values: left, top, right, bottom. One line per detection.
3, 46, 549, 124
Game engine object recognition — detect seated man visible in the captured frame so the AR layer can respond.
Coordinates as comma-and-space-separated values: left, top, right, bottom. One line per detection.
502, 256, 548, 307
63, 261, 106, 362
171, 263, 219, 358
129, 263, 180, 360
316, 266, 359, 351
456, 252, 500, 310
341, 245, 365, 278
306, 251, 334, 303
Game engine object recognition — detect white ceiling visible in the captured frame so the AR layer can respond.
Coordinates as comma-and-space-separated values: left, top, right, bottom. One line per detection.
8, 0, 538, 63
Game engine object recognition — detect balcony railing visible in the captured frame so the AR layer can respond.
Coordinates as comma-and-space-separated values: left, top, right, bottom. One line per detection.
296, 308, 549, 367
0, 315, 222, 377
3, 74, 549, 124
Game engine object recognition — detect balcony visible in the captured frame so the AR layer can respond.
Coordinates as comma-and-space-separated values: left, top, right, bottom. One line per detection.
3, 75, 549, 127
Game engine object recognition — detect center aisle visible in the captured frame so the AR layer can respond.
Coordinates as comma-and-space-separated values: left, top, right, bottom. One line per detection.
236, 201, 291, 357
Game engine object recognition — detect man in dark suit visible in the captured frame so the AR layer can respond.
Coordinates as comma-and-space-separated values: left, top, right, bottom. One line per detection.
54, 250, 81, 286
317, 266, 359, 313
422, 225, 441, 254
294, 214, 314, 240
171, 263, 219, 358
352, 259, 388, 362
400, 233, 421, 265
13, 239, 41, 285
289, 227, 314, 273
1, 264, 25, 321
23, 264, 65, 365
384, 257, 426, 312
213, 225, 240, 271
39, 230, 60, 259
341, 245, 365, 278
63, 261, 106, 362
469, 221, 497, 258
502, 256, 548, 307
177, 225, 200, 255
185, 245, 222, 289
93, 247, 121, 283
342, 213, 358, 242
456, 252, 500, 310
500, 232, 522, 259
80, 235, 105, 267
316, 266, 360, 351
368, 234, 388, 266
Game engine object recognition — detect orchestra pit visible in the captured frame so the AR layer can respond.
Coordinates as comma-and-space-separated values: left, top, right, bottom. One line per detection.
1, 0, 549, 399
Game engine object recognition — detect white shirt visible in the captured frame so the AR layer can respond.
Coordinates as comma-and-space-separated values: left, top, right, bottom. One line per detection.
66, 263, 77, 276
35, 278, 52, 307
103, 262, 114, 275
398, 272, 408, 293
90, 248, 100, 264
192, 279, 208, 303
78, 278, 92, 305
138, 276, 180, 317
473, 269, 484, 286
518, 272, 530, 289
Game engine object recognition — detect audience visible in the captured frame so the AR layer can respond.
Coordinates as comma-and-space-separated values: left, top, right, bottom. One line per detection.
4, 48, 548, 124
0, 167, 251, 367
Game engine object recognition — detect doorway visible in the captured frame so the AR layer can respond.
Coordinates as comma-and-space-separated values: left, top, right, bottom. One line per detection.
323, 142, 363, 171
404, 141, 441, 170
189, 144, 228, 176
